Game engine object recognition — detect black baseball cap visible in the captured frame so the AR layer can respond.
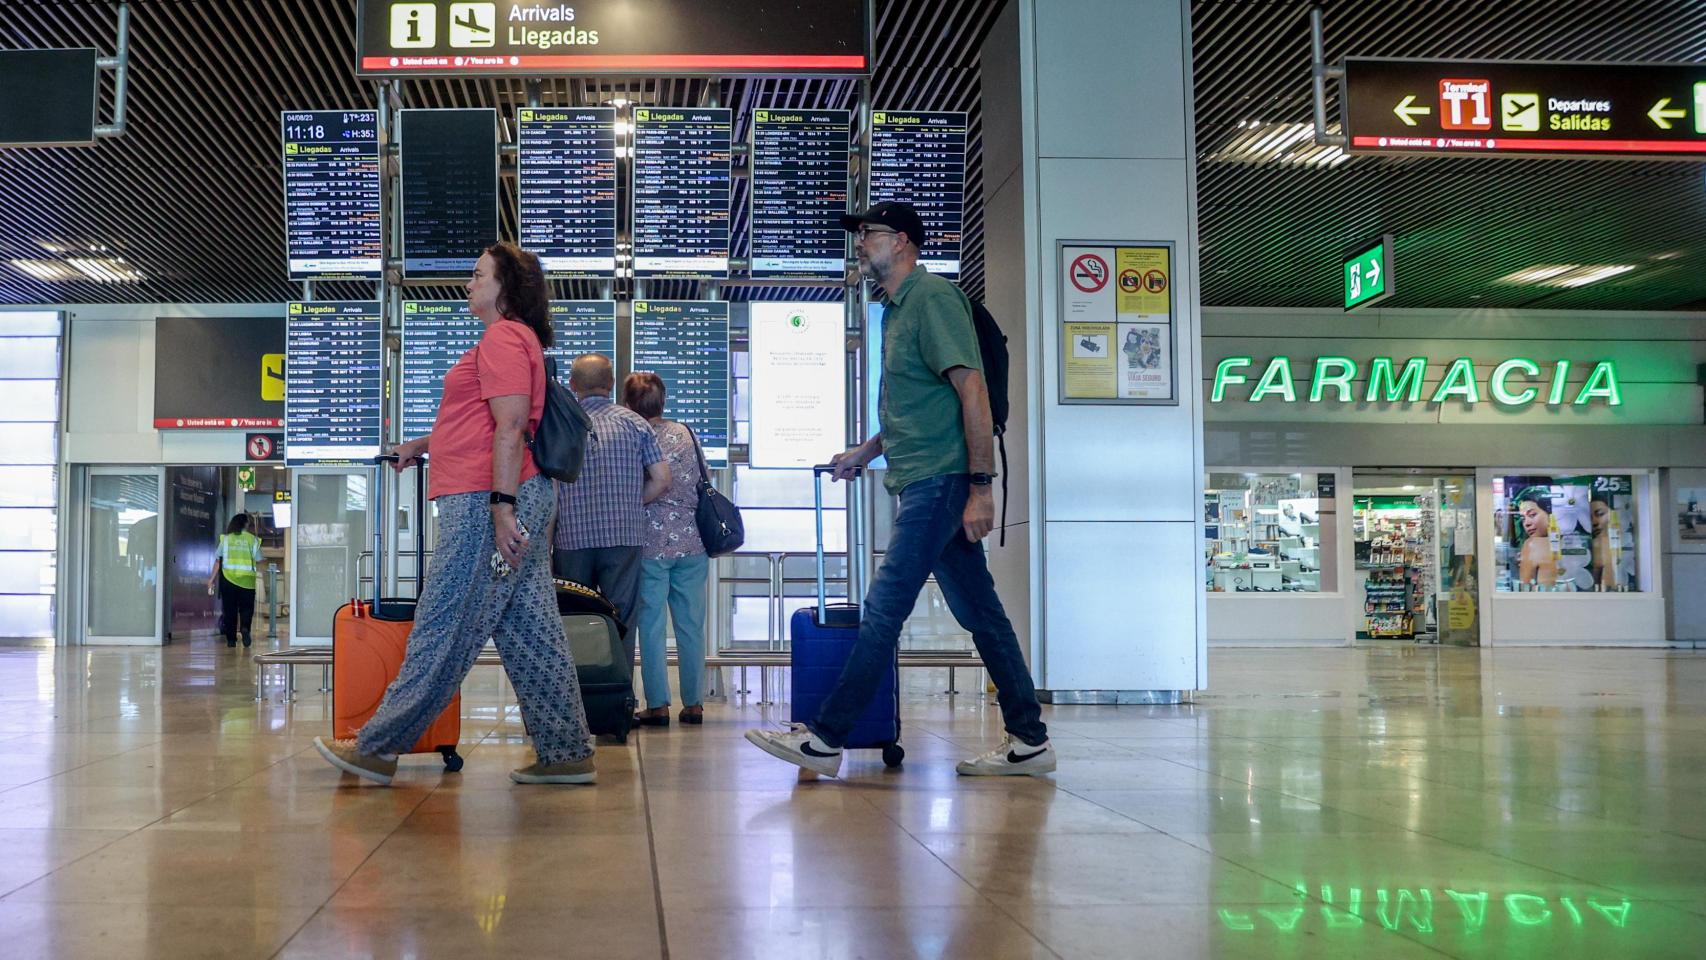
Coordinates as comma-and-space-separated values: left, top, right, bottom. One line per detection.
839, 201, 926, 249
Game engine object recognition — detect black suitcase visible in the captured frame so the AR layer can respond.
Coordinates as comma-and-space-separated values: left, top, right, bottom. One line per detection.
555, 580, 636, 743
788, 466, 903, 768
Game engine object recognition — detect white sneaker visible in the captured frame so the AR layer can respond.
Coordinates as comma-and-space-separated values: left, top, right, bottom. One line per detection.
744, 723, 843, 777
956, 736, 1056, 776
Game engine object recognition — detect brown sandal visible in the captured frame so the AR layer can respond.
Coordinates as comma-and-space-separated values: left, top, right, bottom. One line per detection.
679, 706, 704, 725
634, 707, 670, 727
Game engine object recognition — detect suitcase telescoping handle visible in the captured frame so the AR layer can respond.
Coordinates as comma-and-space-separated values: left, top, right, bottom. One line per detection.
372, 453, 428, 606
811, 464, 867, 621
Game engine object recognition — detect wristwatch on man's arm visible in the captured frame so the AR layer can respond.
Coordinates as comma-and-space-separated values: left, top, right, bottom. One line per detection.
969, 473, 995, 487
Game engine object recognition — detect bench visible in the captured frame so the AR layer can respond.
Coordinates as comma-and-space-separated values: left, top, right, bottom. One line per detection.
253, 646, 985, 703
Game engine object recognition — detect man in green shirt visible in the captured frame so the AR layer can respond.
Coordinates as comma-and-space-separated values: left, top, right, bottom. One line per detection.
746, 202, 1053, 778
207, 513, 263, 648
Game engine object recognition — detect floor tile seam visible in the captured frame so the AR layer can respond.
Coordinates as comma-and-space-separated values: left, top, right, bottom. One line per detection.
267, 760, 444, 960
0, 733, 177, 796
633, 730, 672, 960
850, 775, 1065, 960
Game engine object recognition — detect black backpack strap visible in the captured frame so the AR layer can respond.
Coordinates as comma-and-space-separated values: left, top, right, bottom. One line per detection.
997, 429, 1009, 547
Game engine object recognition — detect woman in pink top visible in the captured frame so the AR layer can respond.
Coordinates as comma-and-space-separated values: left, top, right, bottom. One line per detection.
315, 243, 595, 786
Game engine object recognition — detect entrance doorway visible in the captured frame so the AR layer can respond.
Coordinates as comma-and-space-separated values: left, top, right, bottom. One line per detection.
1352, 470, 1480, 645
76, 464, 295, 647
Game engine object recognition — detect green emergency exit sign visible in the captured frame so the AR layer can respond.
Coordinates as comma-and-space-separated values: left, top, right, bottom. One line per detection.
1343, 235, 1394, 310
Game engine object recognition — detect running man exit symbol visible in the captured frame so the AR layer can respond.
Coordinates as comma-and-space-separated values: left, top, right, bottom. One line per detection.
390, 3, 436, 48
448, 3, 495, 48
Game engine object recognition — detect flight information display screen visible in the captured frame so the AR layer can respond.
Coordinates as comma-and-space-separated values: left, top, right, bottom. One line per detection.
750, 110, 851, 279
518, 108, 618, 277
870, 110, 967, 276
285, 301, 383, 465
632, 301, 730, 465
546, 301, 619, 375
399, 301, 482, 439
400, 108, 498, 278
632, 108, 732, 278
280, 110, 382, 280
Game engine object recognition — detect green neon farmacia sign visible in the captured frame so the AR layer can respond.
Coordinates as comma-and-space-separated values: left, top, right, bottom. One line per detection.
1211, 356, 1621, 406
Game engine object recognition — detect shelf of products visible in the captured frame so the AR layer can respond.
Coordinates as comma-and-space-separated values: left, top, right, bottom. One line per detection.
1205, 482, 1322, 593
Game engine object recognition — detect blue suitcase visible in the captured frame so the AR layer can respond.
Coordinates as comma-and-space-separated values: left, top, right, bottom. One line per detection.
789, 465, 904, 768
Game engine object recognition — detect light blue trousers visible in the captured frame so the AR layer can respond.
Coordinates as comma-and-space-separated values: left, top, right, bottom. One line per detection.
636, 553, 710, 708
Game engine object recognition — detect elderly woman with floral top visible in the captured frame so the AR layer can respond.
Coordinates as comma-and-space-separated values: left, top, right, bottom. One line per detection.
622, 372, 710, 726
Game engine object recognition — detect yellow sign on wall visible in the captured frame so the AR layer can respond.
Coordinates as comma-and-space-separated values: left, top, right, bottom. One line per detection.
1115, 246, 1170, 321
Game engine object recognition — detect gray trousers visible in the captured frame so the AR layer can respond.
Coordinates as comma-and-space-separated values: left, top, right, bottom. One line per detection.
358, 475, 593, 764
554, 545, 642, 663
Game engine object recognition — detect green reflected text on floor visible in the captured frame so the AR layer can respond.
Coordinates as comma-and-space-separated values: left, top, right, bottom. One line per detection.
1220, 883, 1633, 935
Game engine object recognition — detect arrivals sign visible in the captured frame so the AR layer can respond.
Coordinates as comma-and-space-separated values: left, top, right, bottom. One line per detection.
1211, 356, 1621, 407
355, 0, 870, 76
1342, 59, 1706, 159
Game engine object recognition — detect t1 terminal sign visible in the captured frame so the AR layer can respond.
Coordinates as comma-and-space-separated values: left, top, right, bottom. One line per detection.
1342, 59, 1706, 159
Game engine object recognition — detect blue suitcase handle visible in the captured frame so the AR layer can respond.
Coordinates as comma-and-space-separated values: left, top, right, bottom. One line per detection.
811, 464, 866, 619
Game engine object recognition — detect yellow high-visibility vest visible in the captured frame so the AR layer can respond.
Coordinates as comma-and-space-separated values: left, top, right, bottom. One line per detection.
218, 532, 262, 589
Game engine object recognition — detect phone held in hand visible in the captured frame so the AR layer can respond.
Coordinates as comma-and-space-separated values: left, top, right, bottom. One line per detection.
491, 520, 531, 578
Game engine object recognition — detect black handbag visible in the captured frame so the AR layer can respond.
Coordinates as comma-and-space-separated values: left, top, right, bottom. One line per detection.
528, 355, 594, 483
682, 423, 744, 557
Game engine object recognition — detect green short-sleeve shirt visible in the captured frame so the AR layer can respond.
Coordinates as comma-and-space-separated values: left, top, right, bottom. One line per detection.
876, 266, 983, 494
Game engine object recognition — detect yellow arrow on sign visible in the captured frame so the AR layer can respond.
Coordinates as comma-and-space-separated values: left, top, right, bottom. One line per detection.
1393, 94, 1431, 126
1648, 97, 1687, 129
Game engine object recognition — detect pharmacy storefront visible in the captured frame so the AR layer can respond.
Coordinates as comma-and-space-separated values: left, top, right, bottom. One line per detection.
1201, 307, 1706, 647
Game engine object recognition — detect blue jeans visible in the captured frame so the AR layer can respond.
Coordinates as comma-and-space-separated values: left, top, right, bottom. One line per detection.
637, 553, 710, 708
810, 473, 1048, 749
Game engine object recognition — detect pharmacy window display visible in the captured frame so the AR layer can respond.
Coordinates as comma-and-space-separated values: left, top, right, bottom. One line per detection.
1494, 474, 1640, 592
1204, 472, 1329, 593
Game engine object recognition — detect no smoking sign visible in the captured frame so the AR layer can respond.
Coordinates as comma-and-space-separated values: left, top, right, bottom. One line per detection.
1070, 253, 1109, 293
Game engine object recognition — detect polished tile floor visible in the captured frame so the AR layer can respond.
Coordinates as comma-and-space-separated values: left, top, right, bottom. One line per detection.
0, 640, 1702, 958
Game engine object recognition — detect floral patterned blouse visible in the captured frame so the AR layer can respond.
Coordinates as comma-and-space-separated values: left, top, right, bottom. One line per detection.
643, 420, 706, 560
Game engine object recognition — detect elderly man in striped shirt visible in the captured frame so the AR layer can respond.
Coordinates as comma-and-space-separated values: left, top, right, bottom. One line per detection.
553, 353, 670, 663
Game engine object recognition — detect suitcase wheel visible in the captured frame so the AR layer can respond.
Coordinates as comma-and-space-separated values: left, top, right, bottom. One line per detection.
440, 747, 464, 773
882, 743, 905, 768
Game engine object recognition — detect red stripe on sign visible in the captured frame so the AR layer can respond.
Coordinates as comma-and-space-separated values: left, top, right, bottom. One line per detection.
153, 418, 284, 428
1351, 135, 1706, 154
361, 54, 867, 70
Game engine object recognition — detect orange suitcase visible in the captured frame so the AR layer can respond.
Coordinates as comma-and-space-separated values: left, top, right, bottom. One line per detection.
330, 456, 464, 772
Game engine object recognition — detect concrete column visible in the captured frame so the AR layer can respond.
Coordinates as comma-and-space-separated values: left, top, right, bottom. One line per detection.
981, 0, 1206, 699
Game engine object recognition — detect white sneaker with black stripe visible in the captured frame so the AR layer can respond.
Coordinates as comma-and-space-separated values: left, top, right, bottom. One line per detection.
744, 723, 843, 777
956, 736, 1057, 776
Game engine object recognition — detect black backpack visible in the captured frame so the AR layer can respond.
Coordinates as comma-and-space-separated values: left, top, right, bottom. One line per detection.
968, 301, 1013, 545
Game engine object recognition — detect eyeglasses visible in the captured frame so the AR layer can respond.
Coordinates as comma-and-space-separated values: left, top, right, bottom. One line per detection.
856, 225, 899, 239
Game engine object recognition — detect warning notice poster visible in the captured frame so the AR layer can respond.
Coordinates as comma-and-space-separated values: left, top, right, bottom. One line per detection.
1060, 246, 1115, 320
1116, 322, 1171, 399
1058, 241, 1176, 405
1064, 322, 1116, 399
1115, 246, 1170, 321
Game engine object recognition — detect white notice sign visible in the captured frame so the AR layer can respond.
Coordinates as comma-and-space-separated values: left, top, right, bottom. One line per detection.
749, 302, 847, 468
1060, 245, 1116, 321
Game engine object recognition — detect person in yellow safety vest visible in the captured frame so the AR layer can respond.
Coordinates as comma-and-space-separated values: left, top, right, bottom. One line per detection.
207, 514, 263, 648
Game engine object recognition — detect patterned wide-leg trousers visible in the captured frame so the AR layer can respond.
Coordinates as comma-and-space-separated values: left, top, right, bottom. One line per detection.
357, 473, 593, 764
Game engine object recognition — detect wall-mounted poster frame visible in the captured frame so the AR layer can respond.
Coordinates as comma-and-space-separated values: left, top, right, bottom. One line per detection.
1056, 239, 1178, 406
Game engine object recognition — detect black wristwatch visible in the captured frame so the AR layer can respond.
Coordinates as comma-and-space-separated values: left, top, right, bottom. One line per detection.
969, 473, 995, 487
489, 491, 518, 508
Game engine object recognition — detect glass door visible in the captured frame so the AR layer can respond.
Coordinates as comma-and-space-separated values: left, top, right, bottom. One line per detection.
1435, 474, 1481, 646
289, 468, 370, 645
84, 467, 165, 644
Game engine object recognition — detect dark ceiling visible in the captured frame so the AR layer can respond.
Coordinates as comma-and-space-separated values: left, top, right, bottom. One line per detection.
3, 0, 1706, 310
